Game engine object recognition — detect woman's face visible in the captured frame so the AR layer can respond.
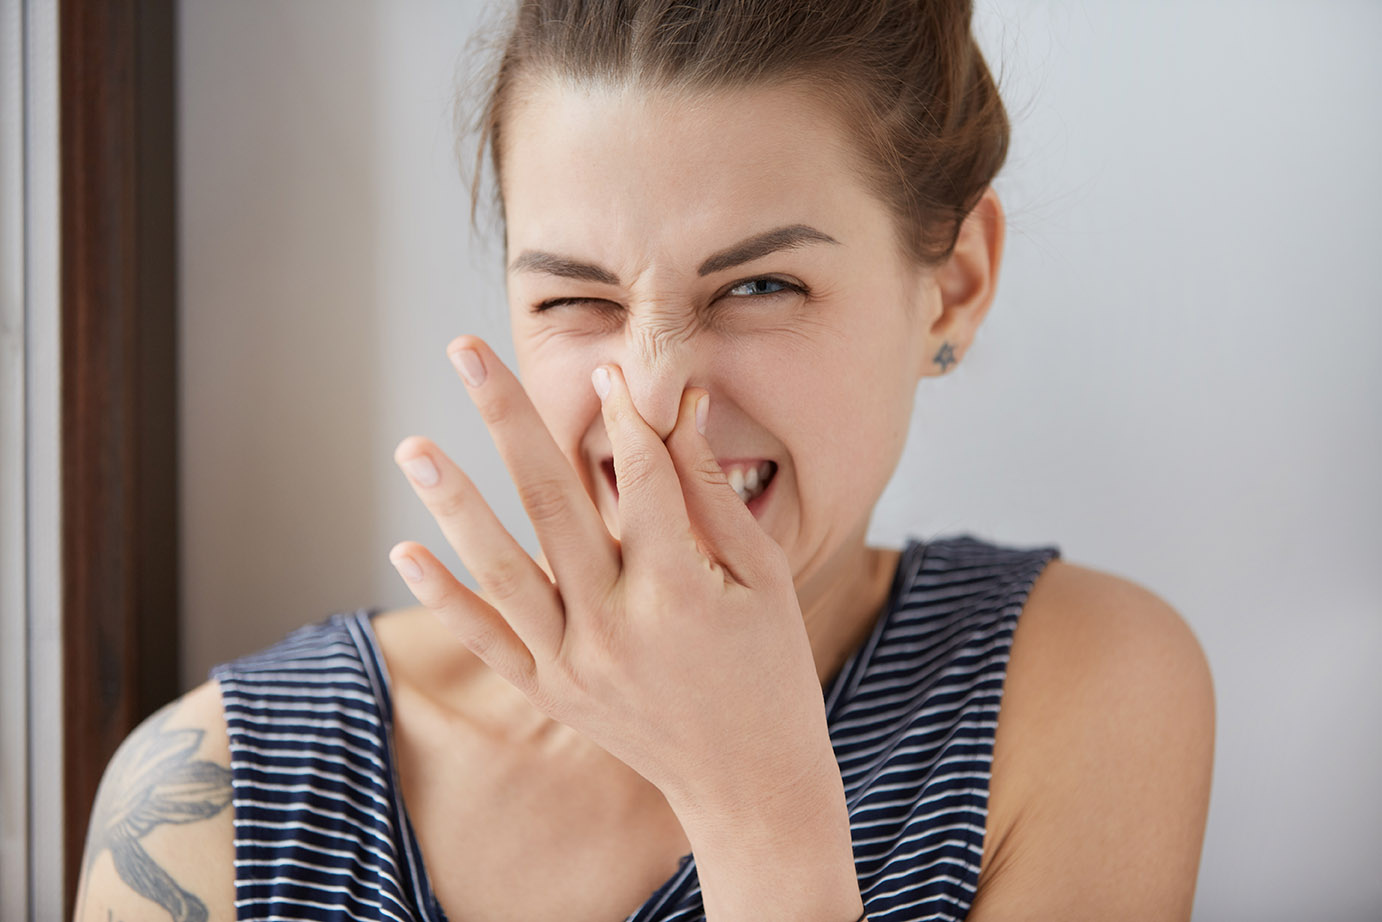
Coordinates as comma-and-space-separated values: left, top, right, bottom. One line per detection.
500, 80, 939, 585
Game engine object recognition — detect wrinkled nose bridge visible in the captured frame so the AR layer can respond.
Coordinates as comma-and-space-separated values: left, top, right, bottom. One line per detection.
617, 317, 698, 441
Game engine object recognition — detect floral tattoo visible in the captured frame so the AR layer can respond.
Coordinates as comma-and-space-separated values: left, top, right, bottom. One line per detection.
80, 703, 232, 922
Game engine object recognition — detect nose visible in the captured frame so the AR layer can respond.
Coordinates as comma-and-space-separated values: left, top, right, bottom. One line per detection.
612, 320, 702, 441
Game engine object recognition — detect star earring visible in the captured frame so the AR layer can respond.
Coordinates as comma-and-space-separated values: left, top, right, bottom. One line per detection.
933, 341, 957, 372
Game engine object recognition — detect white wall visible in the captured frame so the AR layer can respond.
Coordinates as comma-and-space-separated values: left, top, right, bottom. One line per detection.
178, 2, 1382, 919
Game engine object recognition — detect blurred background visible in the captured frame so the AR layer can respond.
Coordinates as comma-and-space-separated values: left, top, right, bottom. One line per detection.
173, 2, 1380, 919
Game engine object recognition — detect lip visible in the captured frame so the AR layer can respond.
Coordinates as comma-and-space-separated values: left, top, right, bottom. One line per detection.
599, 457, 778, 519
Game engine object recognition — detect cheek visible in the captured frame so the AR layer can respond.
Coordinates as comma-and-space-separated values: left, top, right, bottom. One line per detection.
736, 319, 915, 435
744, 319, 916, 509
515, 340, 604, 453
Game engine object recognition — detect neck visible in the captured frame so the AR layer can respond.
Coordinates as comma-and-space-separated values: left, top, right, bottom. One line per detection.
794, 535, 902, 689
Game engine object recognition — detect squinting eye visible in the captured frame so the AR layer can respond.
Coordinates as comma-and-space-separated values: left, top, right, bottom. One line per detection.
725, 277, 801, 298
532, 297, 617, 313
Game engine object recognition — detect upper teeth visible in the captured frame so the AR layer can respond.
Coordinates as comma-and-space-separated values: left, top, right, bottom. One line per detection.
726, 461, 774, 504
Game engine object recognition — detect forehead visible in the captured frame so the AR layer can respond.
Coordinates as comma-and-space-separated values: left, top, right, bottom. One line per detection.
499, 80, 881, 261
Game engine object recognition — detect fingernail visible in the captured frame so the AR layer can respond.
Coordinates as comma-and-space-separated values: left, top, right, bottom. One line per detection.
695, 394, 709, 435
450, 348, 486, 387
402, 455, 440, 487
592, 366, 611, 401
390, 551, 423, 582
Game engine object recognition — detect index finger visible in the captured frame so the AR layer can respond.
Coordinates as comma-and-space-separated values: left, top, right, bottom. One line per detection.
447, 335, 619, 598
593, 363, 696, 570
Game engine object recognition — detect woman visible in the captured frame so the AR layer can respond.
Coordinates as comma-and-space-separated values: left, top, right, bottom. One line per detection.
75, 1, 1214, 920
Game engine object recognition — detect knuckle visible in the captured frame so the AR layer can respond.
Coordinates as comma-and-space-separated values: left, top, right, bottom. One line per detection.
432, 576, 471, 611
525, 680, 562, 716
609, 399, 641, 430
430, 484, 472, 519
548, 650, 595, 703
693, 456, 727, 486
623, 580, 660, 618
509, 661, 542, 700
614, 445, 660, 492
411, 578, 449, 613
517, 478, 571, 526
463, 621, 501, 659
476, 390, 515, 427
479, 555, 527, 604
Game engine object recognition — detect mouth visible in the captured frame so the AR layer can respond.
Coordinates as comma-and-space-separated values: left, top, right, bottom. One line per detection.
601, 458, 779, 513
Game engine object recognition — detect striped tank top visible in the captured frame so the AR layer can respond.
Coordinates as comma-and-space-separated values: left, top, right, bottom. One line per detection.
212, 533, 1059, 921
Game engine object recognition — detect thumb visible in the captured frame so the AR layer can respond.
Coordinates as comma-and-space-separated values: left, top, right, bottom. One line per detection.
665, 389, 781, 587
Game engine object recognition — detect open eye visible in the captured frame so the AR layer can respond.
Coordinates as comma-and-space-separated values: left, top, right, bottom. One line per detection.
723, 277, 806, 299
531, 276, 807, 314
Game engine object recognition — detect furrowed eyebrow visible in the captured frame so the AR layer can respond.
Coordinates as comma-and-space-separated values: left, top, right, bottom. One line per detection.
696, 224, 840, 276
507, 251, 621, 285
507, 224, 840, 285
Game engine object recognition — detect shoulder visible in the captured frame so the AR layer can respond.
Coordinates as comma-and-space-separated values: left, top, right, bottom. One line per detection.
973, 558, 1215, 921
74, 680, 236, 922
1003, 557, 1213, 711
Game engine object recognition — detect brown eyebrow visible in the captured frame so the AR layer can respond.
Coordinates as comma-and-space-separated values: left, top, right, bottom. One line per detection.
506, 251, 621, 285
506, 224, 840, 285
696, 224, 839, 276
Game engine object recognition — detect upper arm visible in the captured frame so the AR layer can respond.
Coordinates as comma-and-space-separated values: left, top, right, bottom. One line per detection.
73, 680, 236, 922
969, 560, 1215, 921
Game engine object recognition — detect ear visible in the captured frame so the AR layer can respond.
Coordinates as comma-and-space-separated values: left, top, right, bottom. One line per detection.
917, 187, 1005, 379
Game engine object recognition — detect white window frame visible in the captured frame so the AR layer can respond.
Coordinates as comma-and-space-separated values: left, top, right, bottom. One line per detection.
1, 0, 64, 918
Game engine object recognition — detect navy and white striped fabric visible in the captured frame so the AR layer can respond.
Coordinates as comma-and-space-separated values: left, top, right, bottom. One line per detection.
212, 533, 1059, 921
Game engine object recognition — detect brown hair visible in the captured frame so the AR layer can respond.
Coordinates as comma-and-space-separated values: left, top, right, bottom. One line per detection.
465, 0, 1008, 265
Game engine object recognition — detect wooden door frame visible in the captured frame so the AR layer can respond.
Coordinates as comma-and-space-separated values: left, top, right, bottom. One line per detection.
59, 0, 179, 913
